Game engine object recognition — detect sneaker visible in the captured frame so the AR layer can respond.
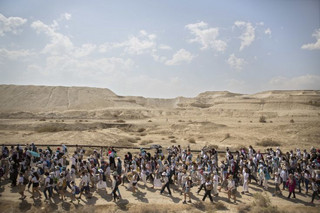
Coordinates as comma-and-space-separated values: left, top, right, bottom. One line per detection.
183, 201, 187, 204
188, 200, 192, 203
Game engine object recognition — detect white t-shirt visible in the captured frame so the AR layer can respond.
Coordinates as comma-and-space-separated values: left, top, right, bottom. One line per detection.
45, 176, 51, 187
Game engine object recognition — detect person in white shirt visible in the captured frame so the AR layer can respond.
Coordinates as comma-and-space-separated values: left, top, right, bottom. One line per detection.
242, 168, 249, 194
202, 177, 213, 202
213, 171, 220, 196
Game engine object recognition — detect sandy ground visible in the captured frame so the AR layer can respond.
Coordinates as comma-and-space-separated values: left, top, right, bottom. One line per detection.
0, 173, 320, 213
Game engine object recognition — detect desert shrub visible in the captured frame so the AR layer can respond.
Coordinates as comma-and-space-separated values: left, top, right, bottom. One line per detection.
140, 140, 153, 145
148, 120, 152, 122
188, 138, 196, 144
224, 133, 230, 139
128, 138, 137, 143
61, 120, 64, 122
237, 193, 281, 213
259, 116, 267, 123
256, 139, 281, 147
79, 119, 83, 122
137, 128, 146, 132
135, 137, 141, 141
170, 139, 176, 143
237, 204, 251, 213
36, 125, 65, 133
269, 120, 273, 123
238, 120, 241, 123
85, 120, 88, 122
161, 138, 165, 140
250, 121, 252, 123
178, 120, 185, 122
140, 132, 147, 136
115, 119, 125, 123
290, 119, 294, 123
56, 120, 59, 122
39, 118, 46, 121
215, 201, 227, 210
168, 136, 175, 139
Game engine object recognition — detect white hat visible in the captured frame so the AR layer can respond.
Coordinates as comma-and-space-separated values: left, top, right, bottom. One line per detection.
162, 172, 167, 176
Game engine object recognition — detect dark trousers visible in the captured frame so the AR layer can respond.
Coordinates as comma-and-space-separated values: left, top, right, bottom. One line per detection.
305, 179, 309, 193
198, 183, 205, 193
249, 174, 257, 183
43, 186, 53, 199
202, 189, 213, 202
311, 191, 319, 202
288, 190, 296, 198
112, 185, 119, 201
160, 182, 171, 195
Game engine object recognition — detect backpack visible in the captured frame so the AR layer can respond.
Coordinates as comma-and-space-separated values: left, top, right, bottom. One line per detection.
23, 177, 29, 185
116, 176, 122, 186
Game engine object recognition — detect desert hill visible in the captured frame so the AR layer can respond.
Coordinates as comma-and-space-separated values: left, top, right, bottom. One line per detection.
0, 85, 319, 120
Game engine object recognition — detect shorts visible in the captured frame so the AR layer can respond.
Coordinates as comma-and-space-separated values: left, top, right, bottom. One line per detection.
185, 187, 190, 193
133, 182, 137, 186
19, 184, 26, 193
33, 182, 39, 188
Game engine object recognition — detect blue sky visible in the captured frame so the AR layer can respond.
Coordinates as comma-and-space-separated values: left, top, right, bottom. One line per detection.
0, 0, 319, 98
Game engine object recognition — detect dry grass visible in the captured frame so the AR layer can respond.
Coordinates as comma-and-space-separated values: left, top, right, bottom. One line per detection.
256, 138, 281, 147
140, 140, 153, 145
237, 193, 282, 213
259, 115, 267, 123
188, 138, 196, 144
128, 138, 138, 143
35, 125, 65, 133
215, 201, 227, 210
137, 128, 146, 132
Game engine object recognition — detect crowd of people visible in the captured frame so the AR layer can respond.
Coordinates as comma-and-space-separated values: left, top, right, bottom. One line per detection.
0, 143, 320, 205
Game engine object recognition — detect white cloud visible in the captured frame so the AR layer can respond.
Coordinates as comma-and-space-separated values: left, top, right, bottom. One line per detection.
301, 28, 320, 50
269, 74, 320, 90
0, 48, 34, 60
264, 28, 272, 36
62, 13, 72, 21
31, 20, 74, 55
0, 13, 27, 36
227, 54, 246, 71
165, 49, 195, 66
73, 43, 96, 58
185, 21, 227, 52
99, 30, 157, 55
158, 44, 172, 50
234, 21, 255, 51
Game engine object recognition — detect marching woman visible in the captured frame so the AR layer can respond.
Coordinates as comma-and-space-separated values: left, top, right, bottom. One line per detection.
213, 171, 219, 196
241, 168, 249, 194
227, 175, 236, 203
182, 176, 192, 204
202, 177, 213, 203
287, 174, 296, 199
31, 172, 41, 199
